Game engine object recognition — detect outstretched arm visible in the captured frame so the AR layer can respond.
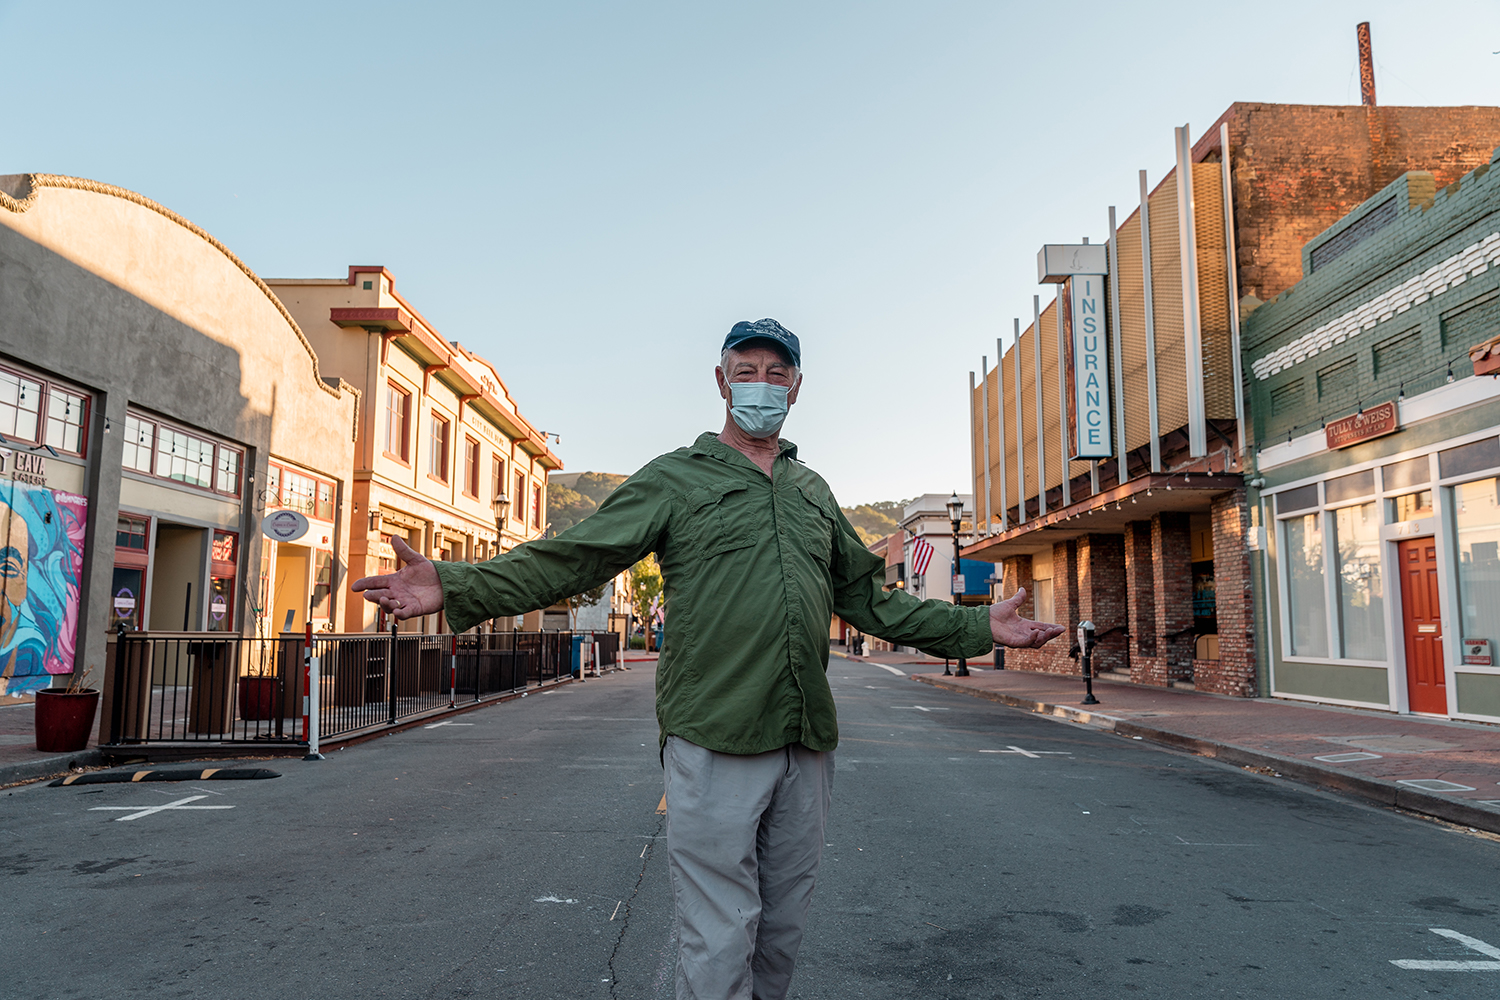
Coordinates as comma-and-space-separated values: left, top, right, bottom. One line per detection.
988, 586, 1066, 648
352, 537, 444, 620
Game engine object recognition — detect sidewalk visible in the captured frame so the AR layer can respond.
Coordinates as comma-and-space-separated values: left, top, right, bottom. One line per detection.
1, 654, 663, 789
831, 647, 1500, 836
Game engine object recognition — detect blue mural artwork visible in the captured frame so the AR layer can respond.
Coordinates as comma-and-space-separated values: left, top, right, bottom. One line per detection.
0, 479, 87, 698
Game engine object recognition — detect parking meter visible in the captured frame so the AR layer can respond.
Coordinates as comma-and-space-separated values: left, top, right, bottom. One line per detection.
1077, 620, 1099, 705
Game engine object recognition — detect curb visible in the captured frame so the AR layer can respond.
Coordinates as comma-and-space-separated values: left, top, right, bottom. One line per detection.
0, 749, 108, 789
915, 674, 1500, 836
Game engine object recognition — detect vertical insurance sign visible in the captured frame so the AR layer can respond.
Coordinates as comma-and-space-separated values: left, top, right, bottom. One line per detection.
1037, 244, 1112, 460
1069, 273, 1111, 458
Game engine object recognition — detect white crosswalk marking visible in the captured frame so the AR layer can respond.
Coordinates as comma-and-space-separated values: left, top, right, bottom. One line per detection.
89, 795, 236, 822
977, 746, 1073, 757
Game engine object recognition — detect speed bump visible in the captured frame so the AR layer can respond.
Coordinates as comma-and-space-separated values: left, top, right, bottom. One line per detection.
50, 768, 280, 786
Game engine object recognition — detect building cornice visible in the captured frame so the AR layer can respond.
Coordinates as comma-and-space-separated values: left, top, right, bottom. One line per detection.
0, 173, 341, 400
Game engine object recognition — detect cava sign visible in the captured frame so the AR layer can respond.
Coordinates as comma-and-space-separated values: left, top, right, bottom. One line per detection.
1070, 274, 1112, 458
260, 509, 310, 543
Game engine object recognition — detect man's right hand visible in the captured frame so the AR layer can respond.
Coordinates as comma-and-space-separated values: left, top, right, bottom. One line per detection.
351, 537, 445, 620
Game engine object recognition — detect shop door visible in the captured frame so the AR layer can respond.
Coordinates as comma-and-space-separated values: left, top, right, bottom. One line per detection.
1398, 537, 1447, 714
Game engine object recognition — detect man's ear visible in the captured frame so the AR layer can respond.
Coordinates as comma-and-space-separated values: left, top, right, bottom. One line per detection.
715, 366, 730, 401
787, 372, 803, 406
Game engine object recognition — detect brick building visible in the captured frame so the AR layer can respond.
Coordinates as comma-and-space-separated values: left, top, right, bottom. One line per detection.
1244, 153, 1500, 724
962, 99, 1500, 698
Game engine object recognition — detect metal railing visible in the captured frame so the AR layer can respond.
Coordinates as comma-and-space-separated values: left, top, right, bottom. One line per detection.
102, 627, 624, 748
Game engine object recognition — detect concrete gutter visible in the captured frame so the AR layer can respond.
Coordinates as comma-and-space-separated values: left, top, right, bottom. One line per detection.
0, 750, 108, 789
915, 673, 1500, 837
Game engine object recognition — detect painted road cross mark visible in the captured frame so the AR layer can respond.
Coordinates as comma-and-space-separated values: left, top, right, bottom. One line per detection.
978, 746, 1073, 757
1391, 927, 1500, 970
423, 720, 476, 729
893, 705, 950, 712
89, 795, 235, 822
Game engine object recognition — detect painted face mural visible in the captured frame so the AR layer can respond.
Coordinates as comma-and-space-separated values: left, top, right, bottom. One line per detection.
0, 481, 87, 698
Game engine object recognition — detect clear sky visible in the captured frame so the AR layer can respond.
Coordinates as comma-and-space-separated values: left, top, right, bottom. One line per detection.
4, 1, 1497, 505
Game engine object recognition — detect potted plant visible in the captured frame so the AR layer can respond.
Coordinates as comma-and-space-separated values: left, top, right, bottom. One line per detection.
238, 633, 278, 721
34, 666, 99, 753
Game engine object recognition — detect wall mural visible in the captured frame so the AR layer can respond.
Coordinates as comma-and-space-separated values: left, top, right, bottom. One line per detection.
0, 480, 87, 697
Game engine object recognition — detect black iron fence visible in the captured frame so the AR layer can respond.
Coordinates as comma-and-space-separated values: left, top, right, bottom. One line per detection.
102, 627, 624, 748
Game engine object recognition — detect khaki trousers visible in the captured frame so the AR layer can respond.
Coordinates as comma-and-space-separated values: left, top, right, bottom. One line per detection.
663, 736, 835, 1000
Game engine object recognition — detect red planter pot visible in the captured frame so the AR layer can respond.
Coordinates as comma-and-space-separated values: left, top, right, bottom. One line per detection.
238, 676, 278, 721
34, 689, 100, 753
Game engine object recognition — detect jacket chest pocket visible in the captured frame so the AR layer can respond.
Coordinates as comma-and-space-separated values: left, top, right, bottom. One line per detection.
684, 481, 758, 557
793, 485, 836, 566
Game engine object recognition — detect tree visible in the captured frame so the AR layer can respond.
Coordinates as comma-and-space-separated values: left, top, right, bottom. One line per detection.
546, 472, 628, 535
546, 484, 598, 535
628, 554, 663, 626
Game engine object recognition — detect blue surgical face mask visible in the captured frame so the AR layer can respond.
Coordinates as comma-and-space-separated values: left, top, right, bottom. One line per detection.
728, 381, 791, 439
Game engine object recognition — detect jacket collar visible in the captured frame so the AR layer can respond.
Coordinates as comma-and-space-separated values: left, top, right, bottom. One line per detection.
691, 431, 799, 467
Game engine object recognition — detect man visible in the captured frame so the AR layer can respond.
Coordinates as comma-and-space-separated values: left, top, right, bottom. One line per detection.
354, 318, 1064, 999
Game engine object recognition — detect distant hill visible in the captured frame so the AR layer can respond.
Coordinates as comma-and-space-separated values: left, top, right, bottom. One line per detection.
547, 472, 628, 534
841, 499, 911, 546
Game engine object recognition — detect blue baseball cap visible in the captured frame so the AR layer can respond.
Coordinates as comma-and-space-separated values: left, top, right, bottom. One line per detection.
722, 318, 800, 368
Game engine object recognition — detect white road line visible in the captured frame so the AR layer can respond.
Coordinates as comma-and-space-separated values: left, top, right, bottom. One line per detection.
892, 705, 948, 712
976, 746, 1073, 757
1392, 927, 1500, 970
89, 795, 236, 822
423, 720, 476, 729
873, 664, 906, 677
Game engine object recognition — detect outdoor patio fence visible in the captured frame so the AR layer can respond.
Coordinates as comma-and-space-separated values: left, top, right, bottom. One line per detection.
101, 627, 622, 748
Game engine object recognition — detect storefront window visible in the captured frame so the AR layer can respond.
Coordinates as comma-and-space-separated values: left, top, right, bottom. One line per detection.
1334, 502, 1385, 660
156, 427, 215, 488
1392, 490, 1433, 523
1285, 513, 1328, 656
216, 448, 241, 495
121, 415, 155, 472
44, 389, 87, 455
1033, 577, 1054, 624
0, 370, 42, 442
1455, 477, 1500, 646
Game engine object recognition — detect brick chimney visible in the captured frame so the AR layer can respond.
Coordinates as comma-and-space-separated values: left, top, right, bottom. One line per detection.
1358, 22, 1377, 107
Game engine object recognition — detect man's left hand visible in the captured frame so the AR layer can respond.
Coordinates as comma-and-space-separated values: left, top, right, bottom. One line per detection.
989, 587, 1066, 649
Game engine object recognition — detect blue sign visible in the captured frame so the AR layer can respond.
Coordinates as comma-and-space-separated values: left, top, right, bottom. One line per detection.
953, 558, 995, 596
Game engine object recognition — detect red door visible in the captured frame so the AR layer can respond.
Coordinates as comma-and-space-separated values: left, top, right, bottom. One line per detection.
1398, 538, 1447, 714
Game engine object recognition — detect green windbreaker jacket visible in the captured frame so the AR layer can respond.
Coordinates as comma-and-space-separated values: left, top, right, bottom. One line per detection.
432, 432, 994, 754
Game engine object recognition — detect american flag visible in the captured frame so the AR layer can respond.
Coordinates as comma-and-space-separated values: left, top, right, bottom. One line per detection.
910, 536, 935, 576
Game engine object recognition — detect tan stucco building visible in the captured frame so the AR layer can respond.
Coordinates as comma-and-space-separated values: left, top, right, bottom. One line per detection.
0, 174, 359, 695
267, 267, 562, 633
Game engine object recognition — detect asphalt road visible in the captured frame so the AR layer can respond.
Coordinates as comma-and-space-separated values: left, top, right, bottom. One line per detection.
3, 660, 1498, 999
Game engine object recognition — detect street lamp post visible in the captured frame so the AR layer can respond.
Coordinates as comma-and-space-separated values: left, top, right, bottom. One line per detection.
947, 491, 969, 677
489, 492, 511, 632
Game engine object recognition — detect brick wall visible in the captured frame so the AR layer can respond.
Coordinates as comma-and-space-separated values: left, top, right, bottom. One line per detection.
1077, 533, 1128, 675
1123, 521, 1155, 670
1197, 490, 1257, 697
1129, 512, 1194, 686
1198, 103, 1500, 304
1004, 543, 1081, 676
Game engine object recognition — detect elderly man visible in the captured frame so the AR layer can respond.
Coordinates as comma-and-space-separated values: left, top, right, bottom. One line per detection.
354, 318, 1064, 1000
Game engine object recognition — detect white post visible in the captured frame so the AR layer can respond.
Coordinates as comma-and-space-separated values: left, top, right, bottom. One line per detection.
1175, 123, 1208, 458
1220, 121, 1247, 464
995, 336, 1009, 532
1032, 295, 1046, 516
303, 648, 323, 761
1107, 206, 1128, 481
1139, 169, 1163, 472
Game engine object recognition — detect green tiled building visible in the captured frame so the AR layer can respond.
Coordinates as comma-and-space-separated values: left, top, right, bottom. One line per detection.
1243, 150, 1500, 722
